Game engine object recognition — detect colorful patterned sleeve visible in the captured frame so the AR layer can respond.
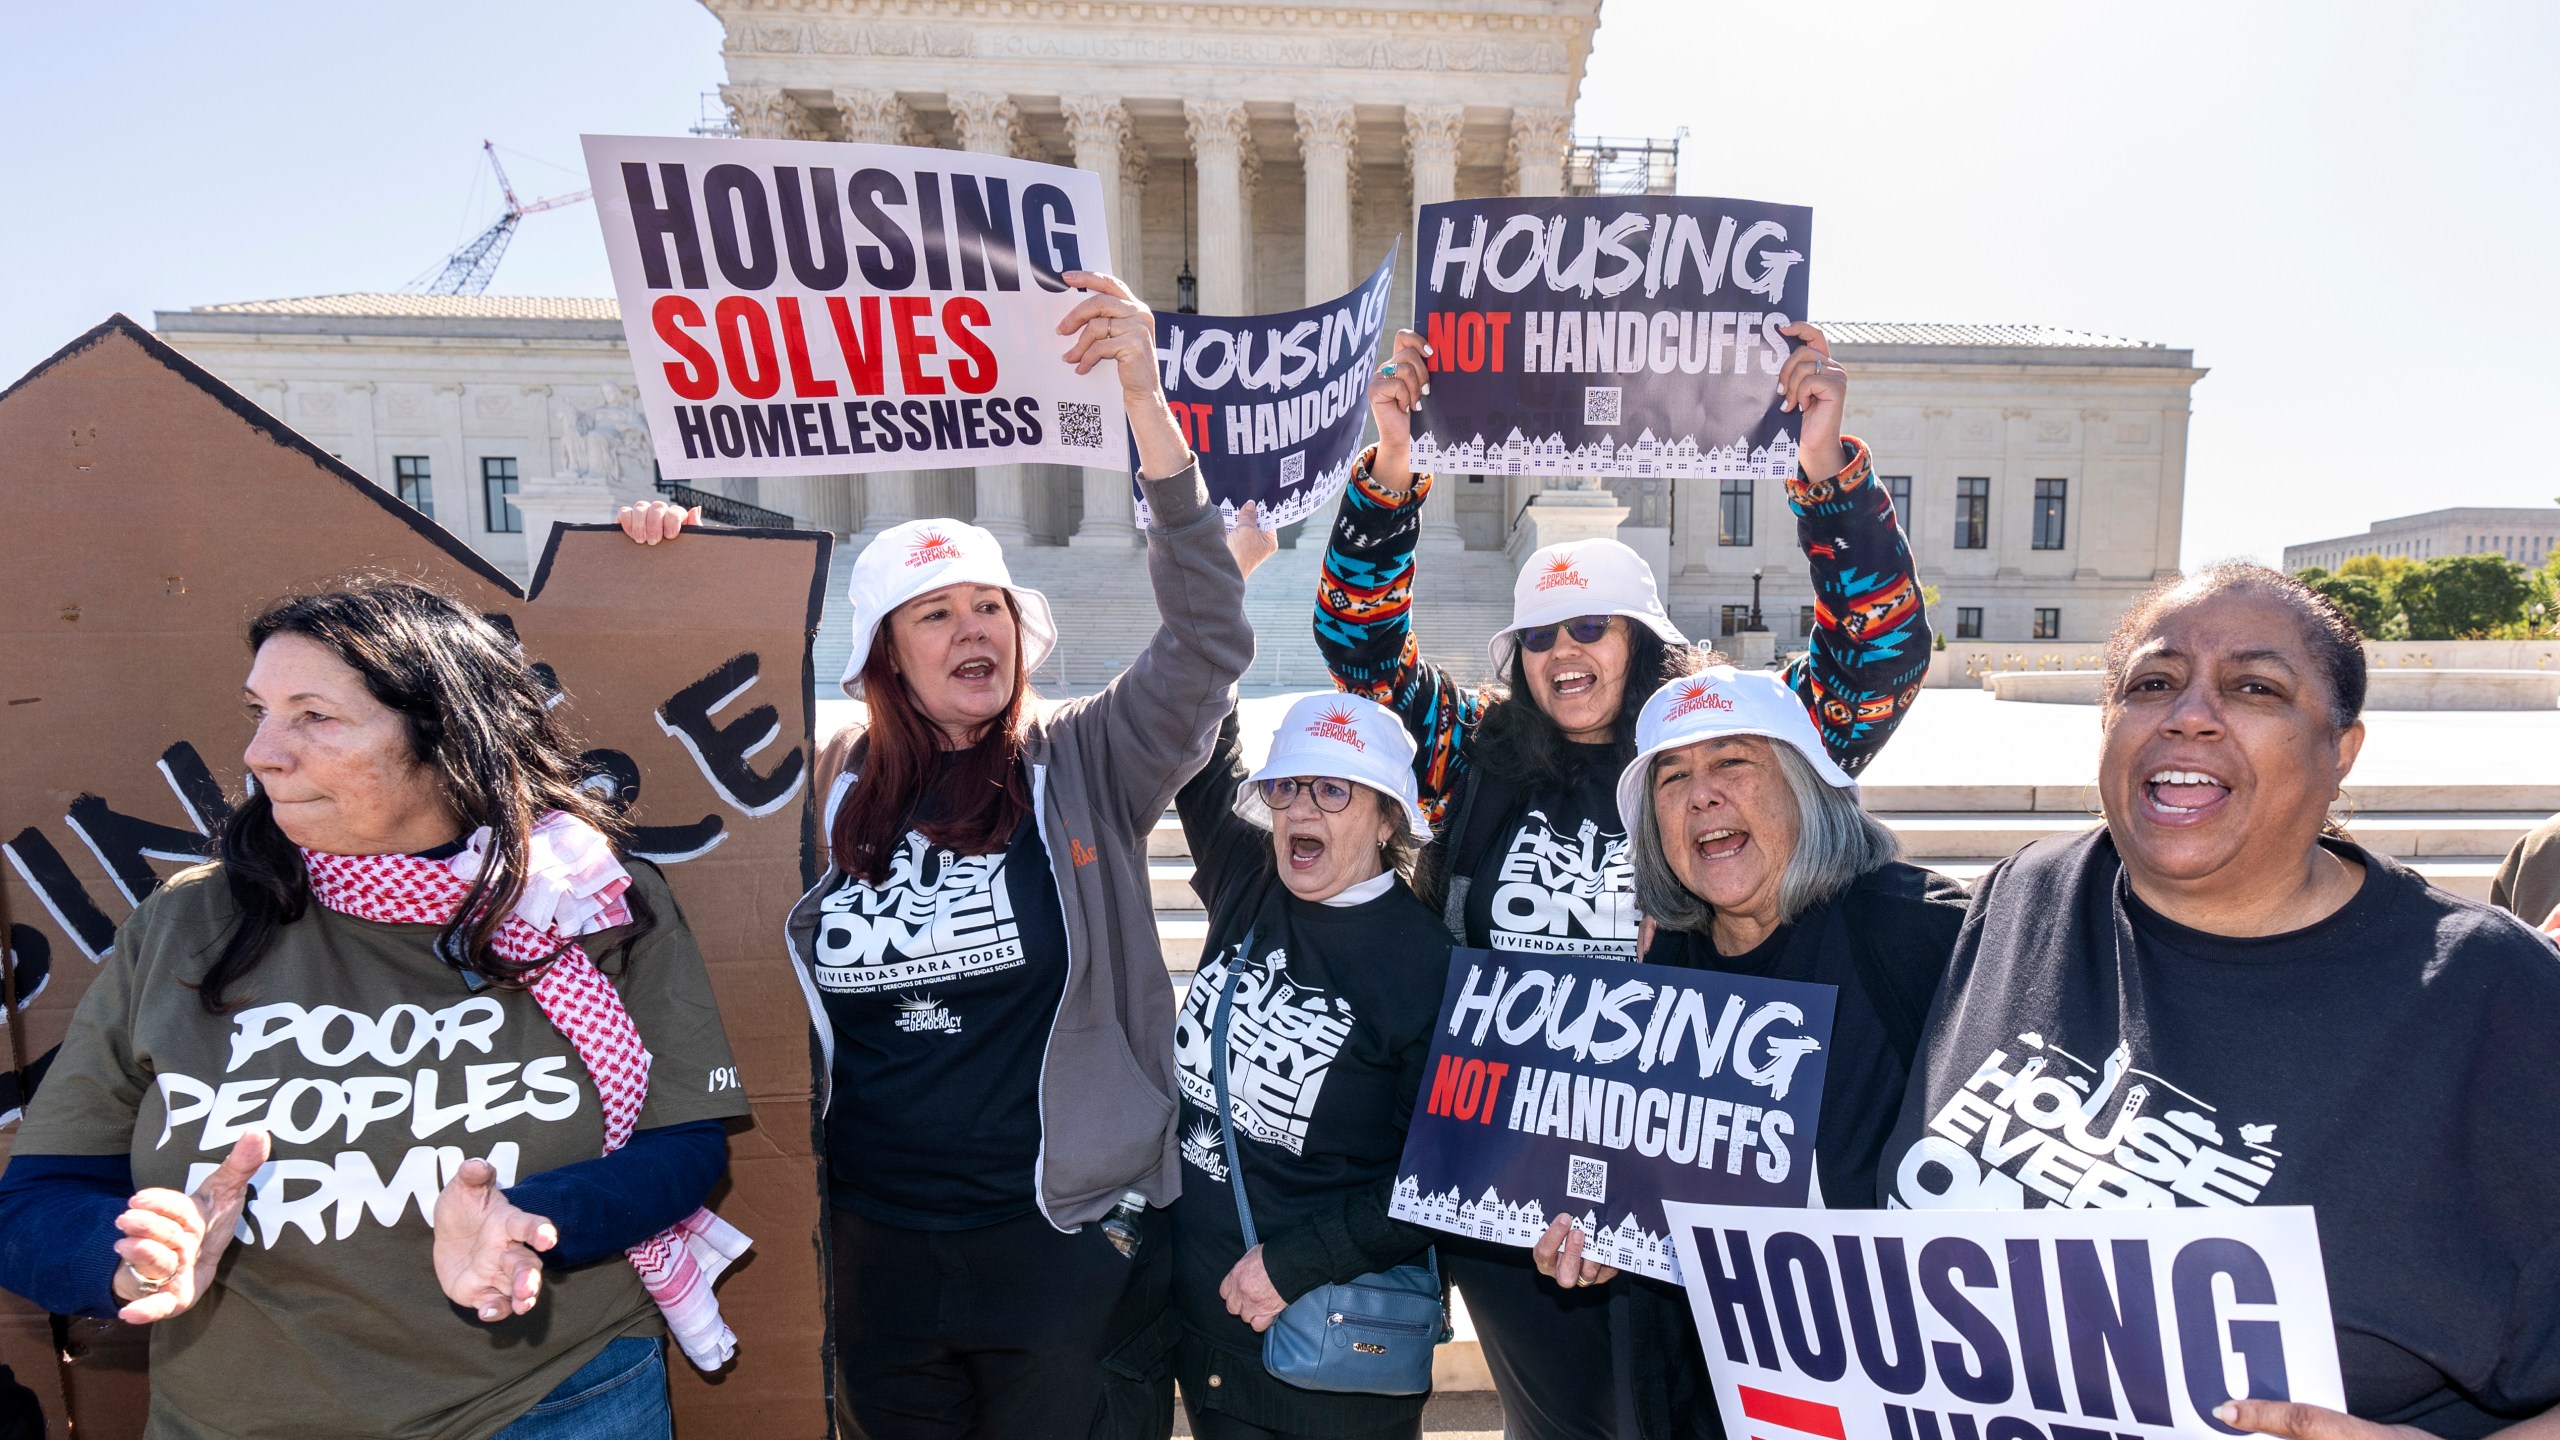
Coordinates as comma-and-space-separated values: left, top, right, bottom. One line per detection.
1313, 446, 1484, 827
1779, 436, 1931, 774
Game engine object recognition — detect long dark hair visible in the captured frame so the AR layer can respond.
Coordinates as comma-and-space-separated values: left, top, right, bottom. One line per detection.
829, 595, 1035, 883
1473, 620, 1705, 789
206, 577, 649, 1012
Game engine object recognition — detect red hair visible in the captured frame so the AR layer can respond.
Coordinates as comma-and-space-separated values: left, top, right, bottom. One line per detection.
829, 594, 1036, 882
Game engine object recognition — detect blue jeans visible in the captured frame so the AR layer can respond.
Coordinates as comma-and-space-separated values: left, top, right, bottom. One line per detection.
495, 1336, 671, 1440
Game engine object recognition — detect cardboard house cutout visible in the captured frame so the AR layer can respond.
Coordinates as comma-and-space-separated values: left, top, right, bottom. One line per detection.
0, 317, 831, 1437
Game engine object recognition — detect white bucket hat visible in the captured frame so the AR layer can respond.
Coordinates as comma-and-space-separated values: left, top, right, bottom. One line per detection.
1613, 666, 1854, 837
837, 518, 1058, 700
1490, 539, 1689, 674
1235, 693, 1433, 842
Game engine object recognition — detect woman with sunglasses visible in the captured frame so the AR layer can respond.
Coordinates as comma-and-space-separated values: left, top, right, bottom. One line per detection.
1166, 692, 1450, 1440
1312, 325, 1928, 1440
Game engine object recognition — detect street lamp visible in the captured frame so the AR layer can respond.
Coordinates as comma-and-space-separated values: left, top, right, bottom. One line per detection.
1745, 568, 1767, 632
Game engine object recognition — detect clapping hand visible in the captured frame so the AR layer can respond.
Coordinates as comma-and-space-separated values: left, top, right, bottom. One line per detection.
113, 1130, 270, 1324
432, 1158, 558, 1322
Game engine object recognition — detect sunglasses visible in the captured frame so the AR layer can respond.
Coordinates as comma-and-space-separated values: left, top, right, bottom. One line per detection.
1518, 615, 1618, 653
1259, 777, 1359, 813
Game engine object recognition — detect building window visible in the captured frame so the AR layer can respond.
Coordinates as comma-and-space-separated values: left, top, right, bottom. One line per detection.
1719, 604, 1753, 637
1799, 605, 1818, 638
2032, 479, 2067, 550
2034, 607, 2060, 640
1954, 477, 1989, 549
1718, 478, 1753, 547
1956, 606, 1984, 640
392, 456, 433, 519
482, 457, 521, 534
1873, 476, 1914, 527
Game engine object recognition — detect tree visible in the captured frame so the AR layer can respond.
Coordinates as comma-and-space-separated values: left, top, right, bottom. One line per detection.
2393, 553, 2531, 639
2300, 571, 2394, 639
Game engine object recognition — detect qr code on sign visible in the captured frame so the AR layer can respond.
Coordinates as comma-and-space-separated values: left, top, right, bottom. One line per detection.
1057, 401, 1106, 449
1583, 387, 1622, 427
1279, 451, 1306, 485
1566, 1155, 1608, 1205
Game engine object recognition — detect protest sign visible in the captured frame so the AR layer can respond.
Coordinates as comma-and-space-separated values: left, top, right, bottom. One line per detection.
1390, 948, 1834, 1282
1408, 195, 1813, 481
582, 133, 1125, 481
0, 317, 830, 1437
1665, 1201, 2345, 1440
1144, 241, 1397, 531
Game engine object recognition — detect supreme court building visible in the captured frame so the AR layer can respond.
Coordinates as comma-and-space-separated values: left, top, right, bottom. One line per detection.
155, 0, 2205, 664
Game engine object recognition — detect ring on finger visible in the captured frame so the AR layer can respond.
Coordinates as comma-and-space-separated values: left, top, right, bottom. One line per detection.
1378, 362, 1398, 377
123, 1258, 172, 1295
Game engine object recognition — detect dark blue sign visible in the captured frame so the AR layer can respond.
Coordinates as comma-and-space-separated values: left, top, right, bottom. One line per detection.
1389, 948, 1834, 1282
1141, 242, 1398, 532
1407, 195, 1812, 484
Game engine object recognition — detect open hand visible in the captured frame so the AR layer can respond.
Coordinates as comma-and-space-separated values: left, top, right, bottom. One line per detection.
433, 1158, 558, 1322
1364, 329, 1431, 492
1060, 270, 1191, 481
1219, 1244, 1288, 1333
1225, 501, 1279, 579
1532, 1213, 1618, 1291
617, 500, 699, 545
113, 1130, 270, 1324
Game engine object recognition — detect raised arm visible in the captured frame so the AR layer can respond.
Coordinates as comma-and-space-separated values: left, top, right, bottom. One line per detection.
1174, 707, 1276, 906
1770, 326, 1929, 775
1314, 330, 1483, 827
1054, 272, 1258, 833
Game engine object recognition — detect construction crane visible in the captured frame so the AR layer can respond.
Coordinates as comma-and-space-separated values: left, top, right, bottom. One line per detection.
409, 141, 592, 296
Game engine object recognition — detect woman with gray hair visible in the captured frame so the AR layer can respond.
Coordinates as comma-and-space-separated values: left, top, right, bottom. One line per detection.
1530, 664, 1966, 1440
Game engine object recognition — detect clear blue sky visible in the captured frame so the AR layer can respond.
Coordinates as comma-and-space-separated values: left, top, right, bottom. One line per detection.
6, 0, 2552, 567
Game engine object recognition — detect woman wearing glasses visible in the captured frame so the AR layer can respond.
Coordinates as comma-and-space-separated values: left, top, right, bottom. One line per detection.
1166, 691, 1450, 1440
1311, 325, 1928, 1440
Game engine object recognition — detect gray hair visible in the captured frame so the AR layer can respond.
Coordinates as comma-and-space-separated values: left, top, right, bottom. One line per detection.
1633, 741, 1901, 935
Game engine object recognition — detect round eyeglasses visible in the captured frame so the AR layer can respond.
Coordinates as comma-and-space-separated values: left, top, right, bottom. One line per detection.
1259, 777, 1358, 813
1518, 615, 1618, 653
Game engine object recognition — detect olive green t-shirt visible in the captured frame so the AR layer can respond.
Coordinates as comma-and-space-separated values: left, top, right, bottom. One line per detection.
14, 860, 752, 1440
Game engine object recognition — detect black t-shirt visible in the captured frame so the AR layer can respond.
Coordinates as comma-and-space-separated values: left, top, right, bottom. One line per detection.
812, 804, 1069, 1229
1643, 860, 1962, 1210
1462, 743, 1638, 958
1881, 830, 2560, 1438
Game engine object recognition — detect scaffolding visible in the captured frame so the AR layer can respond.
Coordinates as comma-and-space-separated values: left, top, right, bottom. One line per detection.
1563, 133, 1683, 196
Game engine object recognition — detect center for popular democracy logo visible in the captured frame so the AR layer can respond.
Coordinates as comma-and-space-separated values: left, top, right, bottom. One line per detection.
1664, 680, 1735, 721
905, 529, 962, 567
1535, 553, 1589, 591
1308, 704, 1367, 750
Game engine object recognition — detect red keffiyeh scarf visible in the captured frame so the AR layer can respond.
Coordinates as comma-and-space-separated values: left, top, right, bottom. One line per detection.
300, 812, 749, 1371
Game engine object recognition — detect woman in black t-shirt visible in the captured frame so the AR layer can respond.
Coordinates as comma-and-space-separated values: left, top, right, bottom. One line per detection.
1882, 565, 2560, 1440
1168, 694, 1455, 1440
1316, 325, 1930, 1440
1520, 664, 1967, 1439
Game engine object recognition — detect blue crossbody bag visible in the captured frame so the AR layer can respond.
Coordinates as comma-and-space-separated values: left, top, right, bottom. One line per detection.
1209, 931, 1443, 1395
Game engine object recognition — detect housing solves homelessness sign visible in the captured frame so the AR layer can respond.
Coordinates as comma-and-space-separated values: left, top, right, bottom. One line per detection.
1143, 241, 1397, 532
1663, 1202, 2344, 1440
1409, 195, 1811, 481
1389, 949, 1834, 1282
583, 134, 1125, 480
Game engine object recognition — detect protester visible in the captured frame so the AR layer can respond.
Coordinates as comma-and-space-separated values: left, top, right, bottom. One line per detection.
1881, 565, 2560, 1440
1521, 664, 1965, 1438
618, 271, 1253, 1439
1167, 692, 1450, 1440
0, 579, 750, 1438
1314, 323, 1928, 1440
2491, 811, 2560, 938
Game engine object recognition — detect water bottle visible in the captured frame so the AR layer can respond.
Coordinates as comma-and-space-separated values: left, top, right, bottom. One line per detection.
1099, 1190, 1148, 1260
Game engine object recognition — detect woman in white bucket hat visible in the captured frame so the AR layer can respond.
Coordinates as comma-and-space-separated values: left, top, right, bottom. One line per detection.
1164, 693, 1453, 1440
1527, 665, 1966, 1440
619, 272, 1254, 1440
1311, 325, 1931, 1440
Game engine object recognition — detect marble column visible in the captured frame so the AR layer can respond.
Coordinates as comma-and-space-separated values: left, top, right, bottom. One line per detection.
858, 472, 921, 536
1237, 140, 1261, 311
1118, 140, 1150, 299
833, 88, 913, 145
1185, 100, 1251, 315
836, 88, 920, 540
1296, 103, 1356, 304
1062, 96, 1144, 546
948, 92, 1034, 540
1507, 106, 1570, 199
1404, 105, 1469, 554
721, 85, 818, 140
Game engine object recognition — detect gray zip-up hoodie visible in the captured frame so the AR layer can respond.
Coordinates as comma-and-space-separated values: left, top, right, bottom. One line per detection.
786, 461, 1251, 1230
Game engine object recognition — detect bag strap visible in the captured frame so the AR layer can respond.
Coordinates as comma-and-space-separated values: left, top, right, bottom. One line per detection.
1211, 927, 1259, 1251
